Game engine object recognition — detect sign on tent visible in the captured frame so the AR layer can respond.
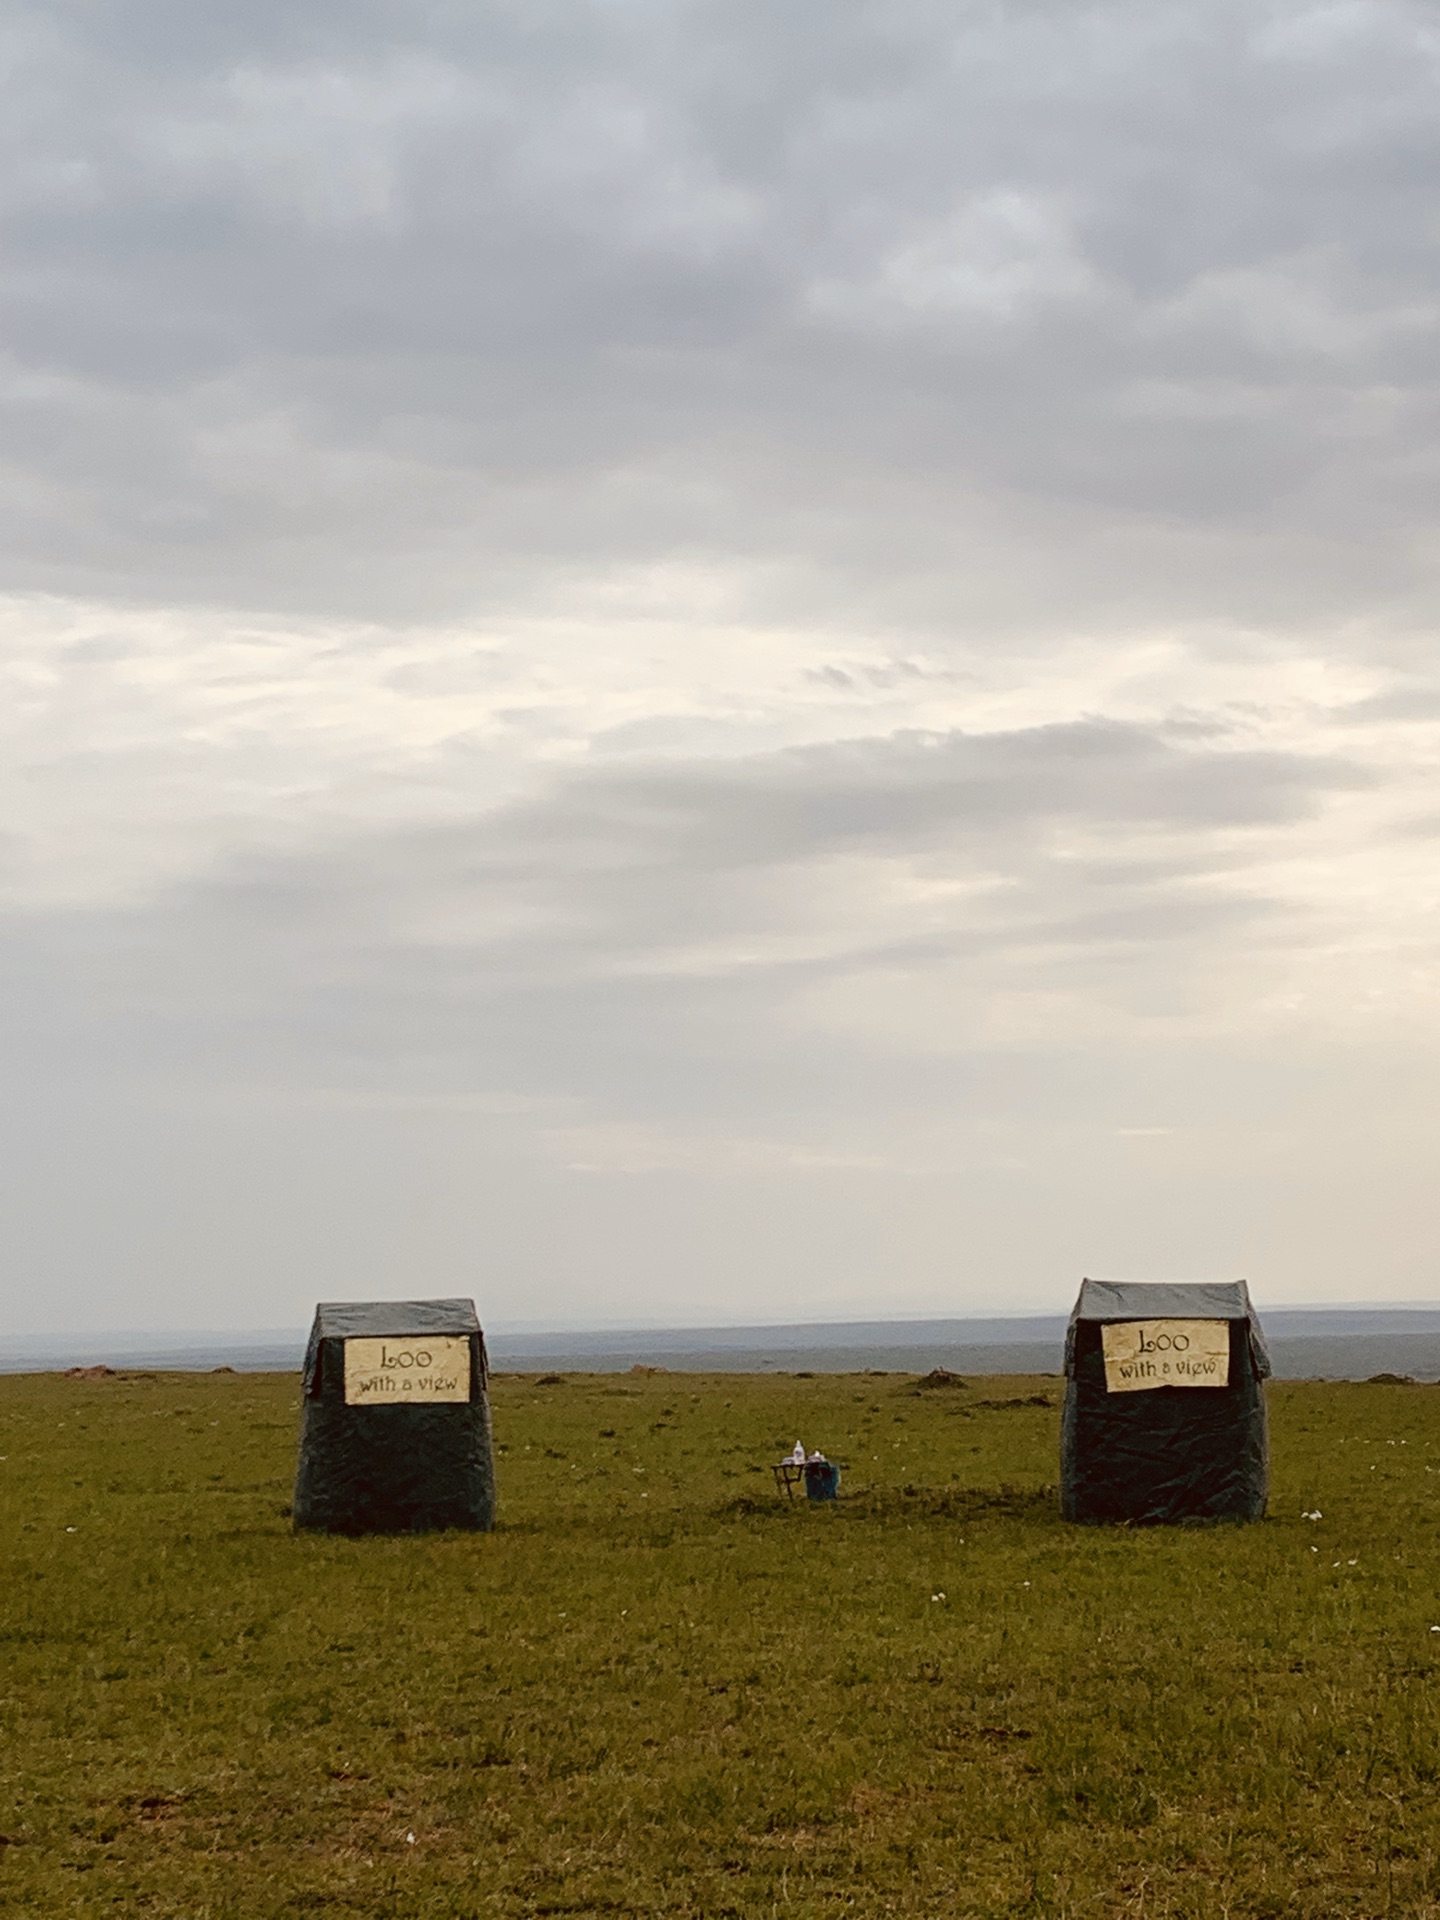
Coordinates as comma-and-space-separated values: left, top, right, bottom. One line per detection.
1101, 1319, 1229, 1392
343, 1336, 470, 1404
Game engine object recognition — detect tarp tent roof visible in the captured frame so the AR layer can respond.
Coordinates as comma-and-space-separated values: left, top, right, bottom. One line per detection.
303, 1298, 482, 1393
1065, 1279, 1270, 1378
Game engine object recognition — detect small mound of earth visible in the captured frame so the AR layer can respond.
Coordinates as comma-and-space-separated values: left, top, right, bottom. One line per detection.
62, 1364, 114, 1380
1366, 1372, 1416, 1385
913, 1368, 966, 1390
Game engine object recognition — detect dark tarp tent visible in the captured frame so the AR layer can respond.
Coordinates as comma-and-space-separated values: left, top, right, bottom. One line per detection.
293, 1298, 496, 1535
1060, 1279, 1270, 1525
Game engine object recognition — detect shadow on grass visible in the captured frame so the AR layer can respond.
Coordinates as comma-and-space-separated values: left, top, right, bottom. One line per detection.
716, 1483, 1059, 1524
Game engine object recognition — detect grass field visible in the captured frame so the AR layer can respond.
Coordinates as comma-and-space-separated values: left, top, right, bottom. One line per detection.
3, 1368, 1440, 1917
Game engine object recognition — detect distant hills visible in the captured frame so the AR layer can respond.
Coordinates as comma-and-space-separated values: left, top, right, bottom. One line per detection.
6, 1306, 1440, 1379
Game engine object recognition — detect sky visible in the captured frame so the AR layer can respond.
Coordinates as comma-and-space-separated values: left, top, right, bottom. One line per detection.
4, 0, 1440, 1334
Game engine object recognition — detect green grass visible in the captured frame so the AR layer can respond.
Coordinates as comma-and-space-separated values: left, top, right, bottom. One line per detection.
3, 1368, 1440, 1917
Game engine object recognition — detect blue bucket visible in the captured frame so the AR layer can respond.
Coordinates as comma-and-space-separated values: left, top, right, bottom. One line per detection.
804, 1460, 840, 1502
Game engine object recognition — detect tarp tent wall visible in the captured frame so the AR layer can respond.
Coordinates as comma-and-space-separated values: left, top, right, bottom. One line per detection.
293, 1298, 496, 1534
1060, 1279, 1270, 1525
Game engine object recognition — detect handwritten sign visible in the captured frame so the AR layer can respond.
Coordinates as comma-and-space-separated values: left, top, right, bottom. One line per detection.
343, 1336, 470, 1405
1101, 1320, 1229, 1393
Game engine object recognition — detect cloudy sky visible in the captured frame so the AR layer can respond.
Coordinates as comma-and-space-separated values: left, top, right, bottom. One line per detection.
4, 0, 1440, 1334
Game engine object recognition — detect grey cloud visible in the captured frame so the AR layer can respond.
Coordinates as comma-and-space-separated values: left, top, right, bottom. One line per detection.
5, 1, 1440, 623
563, 721, 1365, 853
0, 720, 1360, 1114
225, 715, 1358, 908
1333, 687, 1440, 725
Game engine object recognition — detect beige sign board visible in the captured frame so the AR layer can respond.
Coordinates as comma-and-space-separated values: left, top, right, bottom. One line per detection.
1101, 1320, 1230, 1393
343, 1335, 471, 1405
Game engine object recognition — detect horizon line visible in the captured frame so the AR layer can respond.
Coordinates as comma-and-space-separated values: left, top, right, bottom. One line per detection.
7, 1297, 1440, 1347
